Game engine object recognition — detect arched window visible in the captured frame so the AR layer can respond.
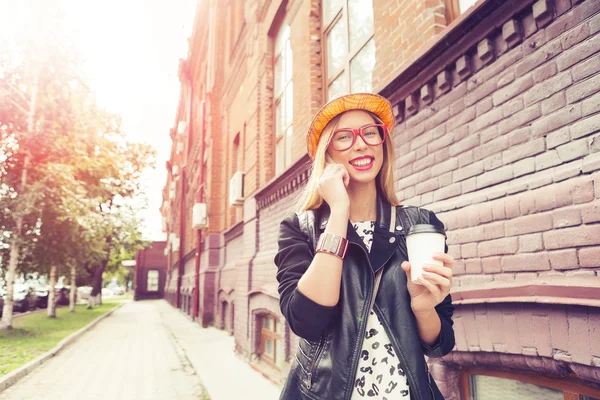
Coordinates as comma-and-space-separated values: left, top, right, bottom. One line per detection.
462, 369, 600, 400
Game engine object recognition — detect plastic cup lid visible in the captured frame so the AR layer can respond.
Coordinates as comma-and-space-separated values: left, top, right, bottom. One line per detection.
406, 223, 446, 237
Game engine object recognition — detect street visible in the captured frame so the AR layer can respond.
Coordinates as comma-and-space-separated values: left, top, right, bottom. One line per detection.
0, 301, 205, 400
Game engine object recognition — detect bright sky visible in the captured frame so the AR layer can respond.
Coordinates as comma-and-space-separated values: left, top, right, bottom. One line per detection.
2, 0, 196, 241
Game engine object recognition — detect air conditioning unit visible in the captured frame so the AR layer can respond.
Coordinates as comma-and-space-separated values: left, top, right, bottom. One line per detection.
177, 121, 187, 135
229, 171, 244, 206
170, 233, 180, 252
176, 141, 184, 154
170, 189, 175, 200
172, 165, 180, 176
192, 203, 208, 229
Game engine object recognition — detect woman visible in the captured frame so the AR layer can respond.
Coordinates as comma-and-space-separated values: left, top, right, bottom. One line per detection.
275, 93, 455, 400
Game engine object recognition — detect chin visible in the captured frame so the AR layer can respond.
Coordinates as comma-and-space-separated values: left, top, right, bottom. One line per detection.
348, 171, 379, 184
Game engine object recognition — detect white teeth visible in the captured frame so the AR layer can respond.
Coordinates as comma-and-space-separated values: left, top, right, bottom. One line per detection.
350, 158, 373, 167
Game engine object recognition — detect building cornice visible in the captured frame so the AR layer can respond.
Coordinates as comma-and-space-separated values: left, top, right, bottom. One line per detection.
254, 154, 311, 211
223, 220, 244, 244
377, 0, 545, 119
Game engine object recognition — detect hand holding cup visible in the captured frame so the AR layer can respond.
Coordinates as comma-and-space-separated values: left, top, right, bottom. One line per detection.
401, 224, 454, 314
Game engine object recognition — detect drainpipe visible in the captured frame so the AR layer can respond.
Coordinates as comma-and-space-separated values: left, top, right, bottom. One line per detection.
193, 99, 206, 321
177, 166, 185, 309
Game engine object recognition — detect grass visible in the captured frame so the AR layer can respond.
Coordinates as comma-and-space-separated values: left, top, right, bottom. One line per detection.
0, 299, 124, 377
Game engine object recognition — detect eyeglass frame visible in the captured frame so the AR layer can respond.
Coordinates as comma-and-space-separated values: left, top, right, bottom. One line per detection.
328, 123, 387, 152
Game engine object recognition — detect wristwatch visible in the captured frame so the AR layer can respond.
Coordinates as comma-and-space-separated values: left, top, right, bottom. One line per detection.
316, 232, 348, 259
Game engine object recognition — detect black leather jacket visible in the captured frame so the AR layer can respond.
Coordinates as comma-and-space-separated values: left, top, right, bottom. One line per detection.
274, 195, 455, 400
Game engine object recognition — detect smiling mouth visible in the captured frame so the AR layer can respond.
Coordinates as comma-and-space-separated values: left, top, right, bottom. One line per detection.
349, 157, 374, 167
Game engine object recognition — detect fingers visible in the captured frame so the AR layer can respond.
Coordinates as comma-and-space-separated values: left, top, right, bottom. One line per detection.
401, 261, 411, 272
433, 253, 454, 267
421, 271, 450, 289
417, 276, 441, 296
423, 264, 452, 279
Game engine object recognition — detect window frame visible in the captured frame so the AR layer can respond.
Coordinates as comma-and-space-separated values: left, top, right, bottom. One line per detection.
461, 369, 600, 400
147, 269, 159, 292
322, 0, 375, 100
445, 0, 479, 23
259, 314, 281, 367
272, 22, 293, 176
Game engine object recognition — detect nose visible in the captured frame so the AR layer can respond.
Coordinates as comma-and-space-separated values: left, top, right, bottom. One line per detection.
353, 132, 368, 151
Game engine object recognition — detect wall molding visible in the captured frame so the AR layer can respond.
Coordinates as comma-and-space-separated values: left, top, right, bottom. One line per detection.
255, 154, 311, 211
378, 0, 546, 119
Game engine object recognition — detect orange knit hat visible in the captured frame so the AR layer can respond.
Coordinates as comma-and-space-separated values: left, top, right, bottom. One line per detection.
306, 93, 395, 160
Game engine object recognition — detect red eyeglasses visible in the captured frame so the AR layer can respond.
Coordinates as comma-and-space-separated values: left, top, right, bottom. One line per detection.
329, 124, 387, 152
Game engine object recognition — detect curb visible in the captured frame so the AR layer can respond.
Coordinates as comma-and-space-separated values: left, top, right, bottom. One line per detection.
158, 301, 211, 399
0, 301, 128, 394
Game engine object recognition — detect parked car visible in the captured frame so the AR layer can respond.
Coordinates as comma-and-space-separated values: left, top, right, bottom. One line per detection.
33, 285, 49, 308
77, 286, 92, 301
11, 284, 38, 312
55, 285, 76, 305
110, 286, 125, 296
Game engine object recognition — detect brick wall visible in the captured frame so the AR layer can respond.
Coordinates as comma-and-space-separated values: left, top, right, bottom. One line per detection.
164, 0, 600, 393
372, 0, 447, 92
381, 0, 600, 396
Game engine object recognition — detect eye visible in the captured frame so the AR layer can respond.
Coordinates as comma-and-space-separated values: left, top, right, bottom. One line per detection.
334, 131, 352, 140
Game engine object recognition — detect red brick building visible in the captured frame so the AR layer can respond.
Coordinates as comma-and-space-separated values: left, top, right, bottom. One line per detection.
161, 0, 600, 398
134, 241, 167, 300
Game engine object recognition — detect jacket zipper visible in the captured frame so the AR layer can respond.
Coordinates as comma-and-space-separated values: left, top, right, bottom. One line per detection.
376, 312, 427, 400
354, 238, 431, 400
306, 336, 326, 389
343, 242, 399, 400
426, 365, 435, 399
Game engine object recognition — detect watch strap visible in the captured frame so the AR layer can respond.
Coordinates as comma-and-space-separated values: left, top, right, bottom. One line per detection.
316, 232, 348, 259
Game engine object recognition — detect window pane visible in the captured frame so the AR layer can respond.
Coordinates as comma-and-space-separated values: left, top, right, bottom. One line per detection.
263, 316, 273, 331
147, 270, 159, 292
285, 126, 293, 167
350, 39, 375, 93
275, 102, 283, 136
581, 396, 600, 400
323, 0, 343, 26
274, 55, 282, 96
285, 83, 293, 129
275, 24, 290, 55
348, 0, 374, 52
459, 0, 478, 13
285, 39, 293, 83
264, 338, 274, 356
276, 139, 284, 175
326, 16, 347, 79
328, 72, 347, 101
470, 375, 564, 400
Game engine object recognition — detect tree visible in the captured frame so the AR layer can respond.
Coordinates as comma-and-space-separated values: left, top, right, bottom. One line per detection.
0, 2, 155, 325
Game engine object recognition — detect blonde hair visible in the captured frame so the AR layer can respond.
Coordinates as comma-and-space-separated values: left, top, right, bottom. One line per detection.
296, 111, 400, 211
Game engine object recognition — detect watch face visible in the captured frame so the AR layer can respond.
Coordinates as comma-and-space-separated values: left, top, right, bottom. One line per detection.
330, 235, 341, 252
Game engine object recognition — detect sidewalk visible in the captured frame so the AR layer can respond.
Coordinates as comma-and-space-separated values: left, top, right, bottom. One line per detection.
157, 300, 281, 400
0, 301, 203, 400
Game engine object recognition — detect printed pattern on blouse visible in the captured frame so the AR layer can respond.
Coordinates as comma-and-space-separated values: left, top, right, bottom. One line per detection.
350, 221, 410, 399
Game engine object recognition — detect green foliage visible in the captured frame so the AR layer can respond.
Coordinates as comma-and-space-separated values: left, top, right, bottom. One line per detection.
0, 2, 155, 286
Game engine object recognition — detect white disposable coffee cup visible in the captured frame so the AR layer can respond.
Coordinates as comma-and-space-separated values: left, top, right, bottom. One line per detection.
406, 224, 446, 284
